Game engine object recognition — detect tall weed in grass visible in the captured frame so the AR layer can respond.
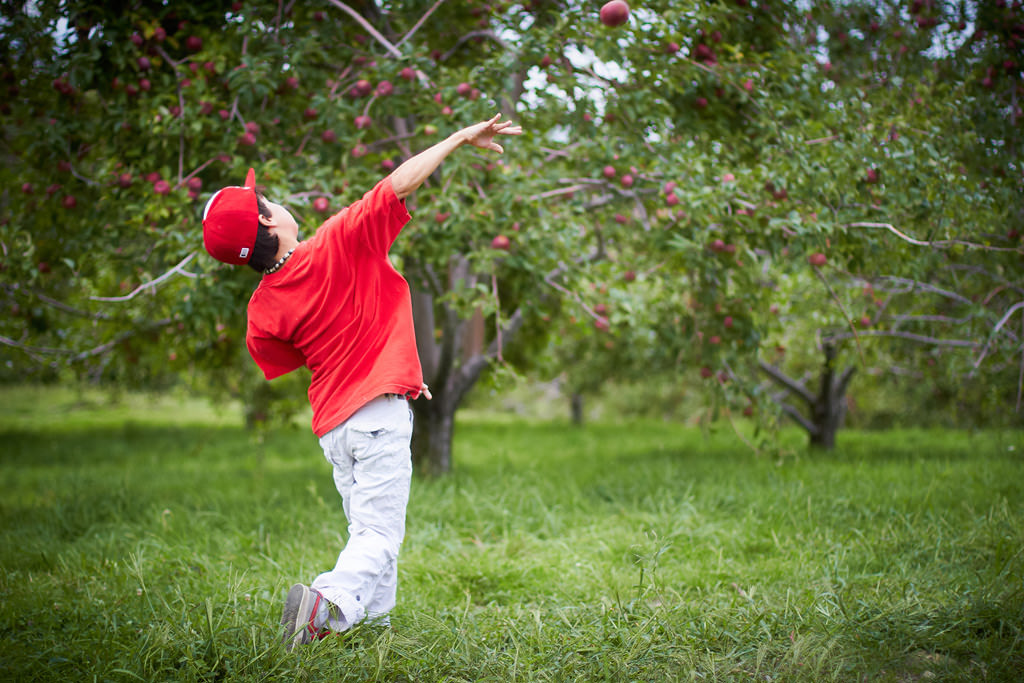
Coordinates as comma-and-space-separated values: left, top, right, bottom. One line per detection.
1, 386, 1022, 681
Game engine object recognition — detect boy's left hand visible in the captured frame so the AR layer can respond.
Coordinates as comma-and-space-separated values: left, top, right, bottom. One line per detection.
420, 383, 432, 400
460, 114, 523, 154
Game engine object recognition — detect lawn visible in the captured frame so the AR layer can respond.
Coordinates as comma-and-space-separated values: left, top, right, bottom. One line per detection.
1, 385, 1022, 681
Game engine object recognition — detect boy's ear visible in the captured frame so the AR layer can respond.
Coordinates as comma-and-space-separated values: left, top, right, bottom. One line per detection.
258, 212, 275, 227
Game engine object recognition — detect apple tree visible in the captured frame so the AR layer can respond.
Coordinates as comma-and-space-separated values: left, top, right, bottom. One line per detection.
2, 0, 1020, 474
554, 0, 1021, 445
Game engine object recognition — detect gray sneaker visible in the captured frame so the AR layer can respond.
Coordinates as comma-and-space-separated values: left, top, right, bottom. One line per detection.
280, 583, 328, 651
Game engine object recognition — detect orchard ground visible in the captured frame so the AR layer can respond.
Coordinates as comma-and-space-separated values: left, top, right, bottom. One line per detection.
1, 384, 1022, 681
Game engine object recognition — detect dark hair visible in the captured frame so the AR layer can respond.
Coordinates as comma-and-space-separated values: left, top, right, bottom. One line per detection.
248, 194, 279, 273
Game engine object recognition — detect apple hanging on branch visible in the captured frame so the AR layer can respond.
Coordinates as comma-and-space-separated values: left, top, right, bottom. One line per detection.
600, 0, 630, 27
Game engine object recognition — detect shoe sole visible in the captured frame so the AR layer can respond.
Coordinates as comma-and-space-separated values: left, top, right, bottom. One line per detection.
281, 583, 318, 652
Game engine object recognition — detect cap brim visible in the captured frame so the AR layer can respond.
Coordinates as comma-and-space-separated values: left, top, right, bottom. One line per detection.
245, 167, 255, 188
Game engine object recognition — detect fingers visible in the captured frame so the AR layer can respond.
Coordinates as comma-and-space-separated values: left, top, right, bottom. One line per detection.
485, 115, 523, 135
420, 383, 433, 400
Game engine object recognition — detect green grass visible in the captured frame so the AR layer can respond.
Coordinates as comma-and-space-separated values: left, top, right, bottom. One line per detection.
1, 386, 1022, 681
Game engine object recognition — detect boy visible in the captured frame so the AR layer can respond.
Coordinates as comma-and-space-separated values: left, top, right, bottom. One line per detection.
201, 114, 522, 650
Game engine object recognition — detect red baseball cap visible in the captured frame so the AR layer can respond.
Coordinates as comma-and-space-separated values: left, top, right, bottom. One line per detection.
202, 168, 259, 265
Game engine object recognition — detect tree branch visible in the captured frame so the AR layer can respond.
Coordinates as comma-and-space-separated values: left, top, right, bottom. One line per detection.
325, 0, 402, 58
836, 365, 857, 397
847, 222, 1023, 252
758, 360, 816, 406
874, 276, 974, 306
776, 399, 819, 436
90, 252, 198, 302
394, 0, 447, 49
30, 289, 111, 320
441, 30, 507, 61
825, 329, 980, 348
974, 300, 1024, 369
0, 318, 173, 365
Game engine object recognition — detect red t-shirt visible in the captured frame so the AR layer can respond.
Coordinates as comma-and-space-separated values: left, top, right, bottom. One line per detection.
245, 177, 423, 436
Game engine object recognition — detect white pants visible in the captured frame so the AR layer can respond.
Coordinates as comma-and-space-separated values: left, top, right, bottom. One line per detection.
311, 394, 413, 631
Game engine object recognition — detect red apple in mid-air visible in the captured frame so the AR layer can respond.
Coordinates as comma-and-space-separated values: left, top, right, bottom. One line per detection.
313, 197, 329, 213
808, 252, 827, 267
599, 0, 630, 27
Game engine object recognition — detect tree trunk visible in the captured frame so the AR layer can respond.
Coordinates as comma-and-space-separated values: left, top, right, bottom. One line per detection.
570, 392, 584, 426
410, 396, 455, 478
408, 259, 527, 475
406, 254, 588, 475
759, 342, 856, 450
808, 343, 847, 449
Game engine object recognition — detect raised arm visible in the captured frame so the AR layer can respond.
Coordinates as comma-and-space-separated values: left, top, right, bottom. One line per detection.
387, 114, 523, 200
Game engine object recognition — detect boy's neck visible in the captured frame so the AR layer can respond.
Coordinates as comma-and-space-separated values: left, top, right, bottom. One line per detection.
274, 235, 300, 260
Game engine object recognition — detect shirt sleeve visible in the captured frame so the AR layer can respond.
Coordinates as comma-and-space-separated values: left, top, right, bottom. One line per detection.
346, 176, 412, 255
246, 324, 306, 380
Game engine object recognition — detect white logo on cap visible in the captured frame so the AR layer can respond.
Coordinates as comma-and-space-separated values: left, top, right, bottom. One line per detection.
239, 247, 250, 258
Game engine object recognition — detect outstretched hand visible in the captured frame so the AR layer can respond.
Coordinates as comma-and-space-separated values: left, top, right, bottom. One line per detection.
460, 114, 524, 154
